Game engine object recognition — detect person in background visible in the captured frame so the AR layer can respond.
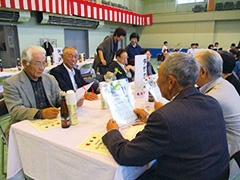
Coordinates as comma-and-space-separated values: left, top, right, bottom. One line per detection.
102, 52, 229, 180
140, 49, 156, 76
125, 32, 142, 66
194, 49, 240, 179
93, 27, 126, 75
231, 48, 240, 78
3, 46, 61, 138
105, 49, 134, 82
187, 43, 196, 56
228, 43, 236, 52
208, 44, 214, 49
219, 51, 240, 95
50, 47, 98, 102
162, 41, 169, 54
195, 43, 199, 50
213, 42, 220, 51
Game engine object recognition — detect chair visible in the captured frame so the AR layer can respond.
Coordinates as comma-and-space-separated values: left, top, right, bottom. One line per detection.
0, 99, 8, 116
80, 63, 94, 78
192, 5, 203, 12
0, 124, 7, 177
236, 1, 240, 9
224, 2, 234, 10
230, 151, 240, 179
215, 3, 224, 11
157, 54, 164, 61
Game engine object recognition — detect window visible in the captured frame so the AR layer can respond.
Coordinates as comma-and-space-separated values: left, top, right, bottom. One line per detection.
177, 0, 204, 4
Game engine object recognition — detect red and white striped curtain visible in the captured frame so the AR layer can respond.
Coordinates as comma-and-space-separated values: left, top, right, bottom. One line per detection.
70, 0, 152, 25
0, 0, 71, 15
0, 0, 152, 26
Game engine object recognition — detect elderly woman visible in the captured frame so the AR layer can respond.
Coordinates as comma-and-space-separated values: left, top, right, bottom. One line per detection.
105, 49, 134, 82
140, 49, 156, 76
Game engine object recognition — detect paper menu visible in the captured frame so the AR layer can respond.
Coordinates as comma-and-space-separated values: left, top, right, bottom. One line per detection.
144, 75, 169, 105
27, 118, 61, 132
77, 126, 145, 155
101, 79, 137, 127
123, 124, 145, 140
75, 82, 94, 101
77, 133, 110, 155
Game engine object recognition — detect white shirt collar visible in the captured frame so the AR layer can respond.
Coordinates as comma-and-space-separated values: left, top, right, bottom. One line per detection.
63, 63, 75, 76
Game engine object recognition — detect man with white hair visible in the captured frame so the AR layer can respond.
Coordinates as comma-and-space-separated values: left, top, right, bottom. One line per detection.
3, 46, 61, 136
194, 49, 240, 179
103, 52, 229, 180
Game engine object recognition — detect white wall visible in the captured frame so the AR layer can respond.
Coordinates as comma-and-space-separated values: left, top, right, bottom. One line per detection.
15, 13, 137, 58
137, 10, 240, 50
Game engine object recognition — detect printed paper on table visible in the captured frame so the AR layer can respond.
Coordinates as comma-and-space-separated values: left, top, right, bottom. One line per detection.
123, 124, 145, 140
27, 118, 61, 132
77, 133, 110, 155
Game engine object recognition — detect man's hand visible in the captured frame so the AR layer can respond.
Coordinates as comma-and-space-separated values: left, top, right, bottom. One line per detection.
106, 119, 119, 131
101, 59, 107, 65
84, 92, 98, 100
77, 98, 84, 107
125, 65, 134, 72
154, 101, 164, 110
133, 108, 148, 123
42, 107, 60, 119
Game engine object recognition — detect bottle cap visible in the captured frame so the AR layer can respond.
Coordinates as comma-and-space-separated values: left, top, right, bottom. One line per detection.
60, 91, 66, 97
66, 90, 77, 105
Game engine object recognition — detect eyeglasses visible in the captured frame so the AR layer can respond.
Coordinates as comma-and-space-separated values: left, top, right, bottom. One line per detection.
30, 62, 48, 67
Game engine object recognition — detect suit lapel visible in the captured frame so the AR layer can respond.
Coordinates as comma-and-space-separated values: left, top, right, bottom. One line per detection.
42, 74, 54, 107
61, 64, 74, 90
19, 71, 36, 108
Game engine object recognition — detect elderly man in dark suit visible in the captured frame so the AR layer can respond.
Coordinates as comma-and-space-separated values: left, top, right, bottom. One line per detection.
50, 47, 98, 105
102, 52, 229, 180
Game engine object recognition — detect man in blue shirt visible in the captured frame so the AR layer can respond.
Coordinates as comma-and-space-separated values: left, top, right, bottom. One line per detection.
125, 32, 142, 66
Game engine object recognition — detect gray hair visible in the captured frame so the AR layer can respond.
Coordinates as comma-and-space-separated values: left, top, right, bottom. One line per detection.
21, 46, 46, 63
194, 49, 222, 79
163, 52, 200, 87
62, 47, 78, 56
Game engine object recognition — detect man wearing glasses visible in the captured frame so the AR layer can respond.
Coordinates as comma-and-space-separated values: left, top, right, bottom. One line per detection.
3, 46, 61, 137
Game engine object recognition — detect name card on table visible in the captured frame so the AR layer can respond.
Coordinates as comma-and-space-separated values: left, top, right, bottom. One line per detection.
77, 126, 145, 155
27, 118, 61, 132
77, 133, 110, 155
134, 55, 148, 99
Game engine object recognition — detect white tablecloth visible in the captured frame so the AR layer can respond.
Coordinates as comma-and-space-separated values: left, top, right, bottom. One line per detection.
7, 98, 150, 180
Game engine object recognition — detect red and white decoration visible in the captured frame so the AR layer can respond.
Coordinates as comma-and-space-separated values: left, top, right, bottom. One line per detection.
0, 0, 152, 25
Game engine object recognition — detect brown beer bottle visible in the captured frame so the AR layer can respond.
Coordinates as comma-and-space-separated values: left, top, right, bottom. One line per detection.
17, 58, 21, 71
60, 92, 70, 128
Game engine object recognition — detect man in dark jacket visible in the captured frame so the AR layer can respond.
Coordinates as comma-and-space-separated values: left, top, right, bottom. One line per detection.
50, 47, 98, 104
102, 52, 229, 180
